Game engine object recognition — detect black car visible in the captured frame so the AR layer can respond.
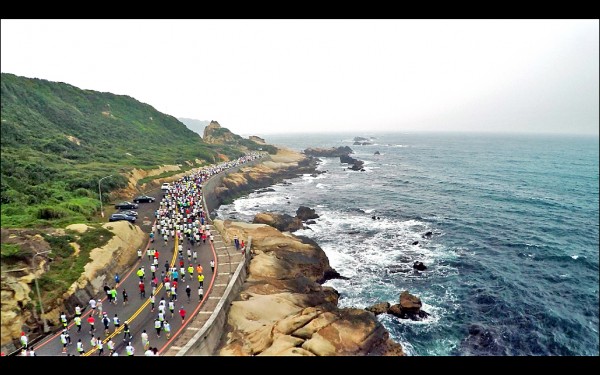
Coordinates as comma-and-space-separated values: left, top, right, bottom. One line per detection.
120, 210, 138, 217
133, 195, 156, 203
114, 201, 139, 209
109, 213, 136, 223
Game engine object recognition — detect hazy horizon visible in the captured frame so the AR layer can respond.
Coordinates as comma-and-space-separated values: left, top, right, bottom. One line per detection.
2, 19, 598, 136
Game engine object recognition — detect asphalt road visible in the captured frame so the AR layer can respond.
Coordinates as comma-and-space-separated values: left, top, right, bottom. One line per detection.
32, 187, 217, 356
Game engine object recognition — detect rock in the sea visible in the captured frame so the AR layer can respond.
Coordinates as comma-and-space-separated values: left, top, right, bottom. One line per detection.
253, 212, 304, 232
296, 206, 319, 221
399, 290, 422, 313
384, 291, 430, 321
388, 304, 429, 321
366, 302, 391, 315
422, 231, 433, 239
374, 151, 381, 155
303, 146, 354, 157
413, 261, 427, 271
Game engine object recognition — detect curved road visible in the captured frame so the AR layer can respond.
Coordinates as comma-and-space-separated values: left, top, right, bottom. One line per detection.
32, 187, 219, 356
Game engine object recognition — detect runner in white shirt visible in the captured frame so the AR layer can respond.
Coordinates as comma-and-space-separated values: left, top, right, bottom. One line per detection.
141, 329, 150, 351
89, 298, 97, 316
125, 342, 135, 356
107, 338, 115, 356
163, 320, 171, 339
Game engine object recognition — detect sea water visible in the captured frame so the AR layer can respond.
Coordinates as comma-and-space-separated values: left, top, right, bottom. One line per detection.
216, 131, 599, 356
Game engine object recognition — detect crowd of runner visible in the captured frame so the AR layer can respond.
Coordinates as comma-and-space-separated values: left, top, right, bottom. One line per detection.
15, 151, 264, 356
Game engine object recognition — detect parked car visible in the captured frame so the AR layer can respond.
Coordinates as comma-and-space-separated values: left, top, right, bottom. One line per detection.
120, 210, 138, 217
161, 183, 170, 191
114, 201, 139, 209
133, 195, 155, 203
109, 213, 136, 223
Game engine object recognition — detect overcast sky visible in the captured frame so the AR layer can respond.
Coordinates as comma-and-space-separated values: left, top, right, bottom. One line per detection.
1, 19, 598, 136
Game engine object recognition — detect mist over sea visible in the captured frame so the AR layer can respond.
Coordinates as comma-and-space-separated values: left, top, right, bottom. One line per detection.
216, 131, 599, 356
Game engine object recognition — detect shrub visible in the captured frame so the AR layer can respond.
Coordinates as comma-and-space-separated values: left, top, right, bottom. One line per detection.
37, 206, 69, 220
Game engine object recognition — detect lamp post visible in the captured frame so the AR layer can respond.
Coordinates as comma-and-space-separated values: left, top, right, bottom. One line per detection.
32, 250, 51, 333
98, 175, 113, 218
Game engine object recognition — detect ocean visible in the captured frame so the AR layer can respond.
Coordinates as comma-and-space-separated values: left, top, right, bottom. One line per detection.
215, 131, 599, 356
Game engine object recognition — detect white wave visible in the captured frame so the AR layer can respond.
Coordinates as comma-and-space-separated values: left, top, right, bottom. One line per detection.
315, 183, 328, 189
305, 210, 443, 273
571, 255, 579, 260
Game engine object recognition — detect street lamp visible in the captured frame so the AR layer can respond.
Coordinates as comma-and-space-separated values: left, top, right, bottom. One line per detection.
98, 175, 113, 218
32, 250, 51, 333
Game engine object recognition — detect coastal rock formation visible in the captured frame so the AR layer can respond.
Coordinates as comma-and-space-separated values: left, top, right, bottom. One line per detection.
249, 135, 266, 144
366, 291, 429, 321
203, 121, 237, 144
215, 220, 404, 356
340, 154, 365, 171
365, 302, 391, 316
252, 206, 320, 232
253, 212, 304, 232
0, 222, 145, 353
211, 148, 319, 209
303, 146, 354, 157
296, 206, 319, 221
201, 121, 271, 154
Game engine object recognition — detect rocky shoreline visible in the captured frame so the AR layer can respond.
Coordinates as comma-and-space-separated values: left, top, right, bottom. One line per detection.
210, 148, 405, 356
1, 146, 407, 356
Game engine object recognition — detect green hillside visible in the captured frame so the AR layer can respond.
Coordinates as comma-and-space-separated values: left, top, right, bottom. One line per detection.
0, 73, 246, 227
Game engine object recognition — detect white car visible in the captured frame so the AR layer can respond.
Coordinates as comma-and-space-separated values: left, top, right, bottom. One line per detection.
161, 183, 170, 191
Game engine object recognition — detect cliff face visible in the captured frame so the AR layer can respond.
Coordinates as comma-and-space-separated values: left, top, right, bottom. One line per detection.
248, 136, 266, 144
203, 121, 238, 144
0, 222, 145, 353
214, 220, 404, 356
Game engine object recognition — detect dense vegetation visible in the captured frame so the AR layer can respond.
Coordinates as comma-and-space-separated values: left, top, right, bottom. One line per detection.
0, 73, 249, 227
